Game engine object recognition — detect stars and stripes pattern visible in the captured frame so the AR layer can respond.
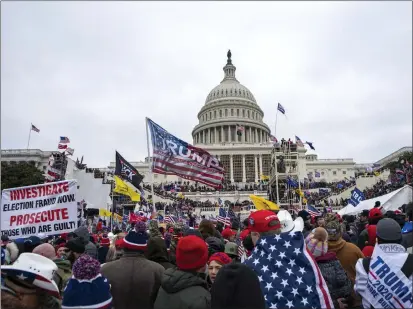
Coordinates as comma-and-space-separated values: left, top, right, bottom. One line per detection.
31, 124, 40, 133
58, 144, 67, 150
1, 269, 60, 298
164, 215, 176, 224
147, 118, 224, 189
217, 207, 231, 226
295, 136, 304, 147
244, 232, 333, 309
307, 205, 322, 218
59, 136, 70, 143
277, 103, 286, 115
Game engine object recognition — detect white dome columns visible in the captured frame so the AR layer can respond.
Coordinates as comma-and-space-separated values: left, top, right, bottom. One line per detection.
216, 153, 264, 183
193, 124, 269, 145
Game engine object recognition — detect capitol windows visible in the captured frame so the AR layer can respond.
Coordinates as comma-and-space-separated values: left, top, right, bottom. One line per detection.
231, 109, 234, 116
342, 171, 346, 175
231, 126, 236, 142
219, 110, 222, 117
237, 109, 240, 117
220, 155, 231, 180
243, 110, 245, 117
233, 155, 242, 182
252, 112, 255, 119
333, 171, 337, 175
214, 110, 217, 118
245, 155, 255, 182
262, 154, 271, 176
209, 112, 212, 119
225, 109, 228, 117
248, 110, 250, 118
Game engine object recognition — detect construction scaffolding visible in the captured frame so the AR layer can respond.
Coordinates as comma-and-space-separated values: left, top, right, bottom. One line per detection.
269, 142, 302, 211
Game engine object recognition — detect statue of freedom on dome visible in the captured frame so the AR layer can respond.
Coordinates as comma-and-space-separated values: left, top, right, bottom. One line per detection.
227, 49, 232, 64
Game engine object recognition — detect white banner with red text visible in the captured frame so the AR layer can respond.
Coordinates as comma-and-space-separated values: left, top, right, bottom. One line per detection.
1, 180, 78, 239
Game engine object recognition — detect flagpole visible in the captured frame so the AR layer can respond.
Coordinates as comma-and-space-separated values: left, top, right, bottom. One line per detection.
110, 181, 115, 230
145, 117, 156, 211
27, 124, 32, 149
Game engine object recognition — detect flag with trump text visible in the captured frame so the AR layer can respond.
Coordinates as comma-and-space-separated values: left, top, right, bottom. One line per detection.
147, 118, 224, 189
244, 231, 334, 309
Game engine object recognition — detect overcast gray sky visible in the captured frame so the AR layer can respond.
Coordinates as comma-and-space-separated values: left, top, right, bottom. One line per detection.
2, 2, 412, 167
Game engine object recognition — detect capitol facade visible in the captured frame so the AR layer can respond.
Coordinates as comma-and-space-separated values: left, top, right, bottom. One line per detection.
2, 51, 411, 193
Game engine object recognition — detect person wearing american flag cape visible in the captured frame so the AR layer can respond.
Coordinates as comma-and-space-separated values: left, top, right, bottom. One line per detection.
244, 209, 334, 309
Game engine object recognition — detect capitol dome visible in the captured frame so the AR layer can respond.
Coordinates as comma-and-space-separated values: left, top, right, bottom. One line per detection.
192, 50, 271, 146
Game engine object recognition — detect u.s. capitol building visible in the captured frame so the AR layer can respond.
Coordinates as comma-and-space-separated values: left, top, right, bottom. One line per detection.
2, 51, 408, 203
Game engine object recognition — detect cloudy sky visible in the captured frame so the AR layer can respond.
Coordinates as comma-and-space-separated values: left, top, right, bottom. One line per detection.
2, 1, 411, 167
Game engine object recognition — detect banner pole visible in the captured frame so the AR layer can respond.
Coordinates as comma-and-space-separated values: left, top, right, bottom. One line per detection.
274, 110, 280, 205
145, 118, 156, 211
27, 124, 32, 149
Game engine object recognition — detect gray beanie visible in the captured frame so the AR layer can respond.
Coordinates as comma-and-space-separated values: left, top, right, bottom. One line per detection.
376, 218, 402, 242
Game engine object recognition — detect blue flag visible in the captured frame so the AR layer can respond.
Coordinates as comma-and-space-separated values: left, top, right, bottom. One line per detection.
349, 187, 364, 206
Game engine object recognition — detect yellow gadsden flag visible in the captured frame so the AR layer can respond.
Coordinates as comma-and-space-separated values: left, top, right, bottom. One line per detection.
249, 194, 279, 211
260, 174, 270, 181
113, 175, 141, 202
99, 209, 112, 217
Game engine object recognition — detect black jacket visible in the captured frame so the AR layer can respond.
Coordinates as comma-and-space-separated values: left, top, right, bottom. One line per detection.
146, 237, 174, 270
154, 268, 211, 309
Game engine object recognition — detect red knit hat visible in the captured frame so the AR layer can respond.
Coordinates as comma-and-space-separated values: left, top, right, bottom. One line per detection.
176, 235, 208, 271
221, 228, 236, 240
369, 208, 383, 219
248, 210, 281, 233
208, 252, 232, 266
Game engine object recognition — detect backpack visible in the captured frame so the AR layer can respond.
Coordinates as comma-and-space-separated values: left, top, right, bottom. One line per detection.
362, 254, 413, 309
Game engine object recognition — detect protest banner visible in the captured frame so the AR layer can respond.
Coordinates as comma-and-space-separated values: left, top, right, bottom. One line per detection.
365, 244, 412, 309
1, 180, 78, 239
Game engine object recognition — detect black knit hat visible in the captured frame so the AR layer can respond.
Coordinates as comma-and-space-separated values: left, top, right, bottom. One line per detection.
377, 218, 402, 243
211, 262, 266, 309
66, 237, 86, 254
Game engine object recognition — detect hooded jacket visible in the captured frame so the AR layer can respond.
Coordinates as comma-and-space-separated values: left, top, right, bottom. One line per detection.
74, 226, 97, 259
154, 268, 211, 309
53, 258, 72, 292
146, 237, 174, 270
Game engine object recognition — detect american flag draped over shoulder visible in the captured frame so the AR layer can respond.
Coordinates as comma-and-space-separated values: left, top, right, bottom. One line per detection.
147, 118, 224, 189
244, 231, 333, 309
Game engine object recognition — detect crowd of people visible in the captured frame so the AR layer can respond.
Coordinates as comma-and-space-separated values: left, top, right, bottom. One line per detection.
2, 199, 412, 309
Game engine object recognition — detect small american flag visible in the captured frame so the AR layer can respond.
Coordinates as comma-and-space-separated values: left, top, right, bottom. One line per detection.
31, 124, 40, 133
164, 215, 176, 224
217, 207, 231, 226
58, 144, 68, 150
269, 135, 278, 143
244, 232, 333, 309
277, 103, 286, 114
307, 205, 322, 218
295, 136, 304, 147
59, 136, 70, 144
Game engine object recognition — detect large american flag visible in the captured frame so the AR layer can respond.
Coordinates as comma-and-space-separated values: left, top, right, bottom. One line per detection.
217, 207, 231, 226
147, 118, 224, 189
244, 232, 333, 309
